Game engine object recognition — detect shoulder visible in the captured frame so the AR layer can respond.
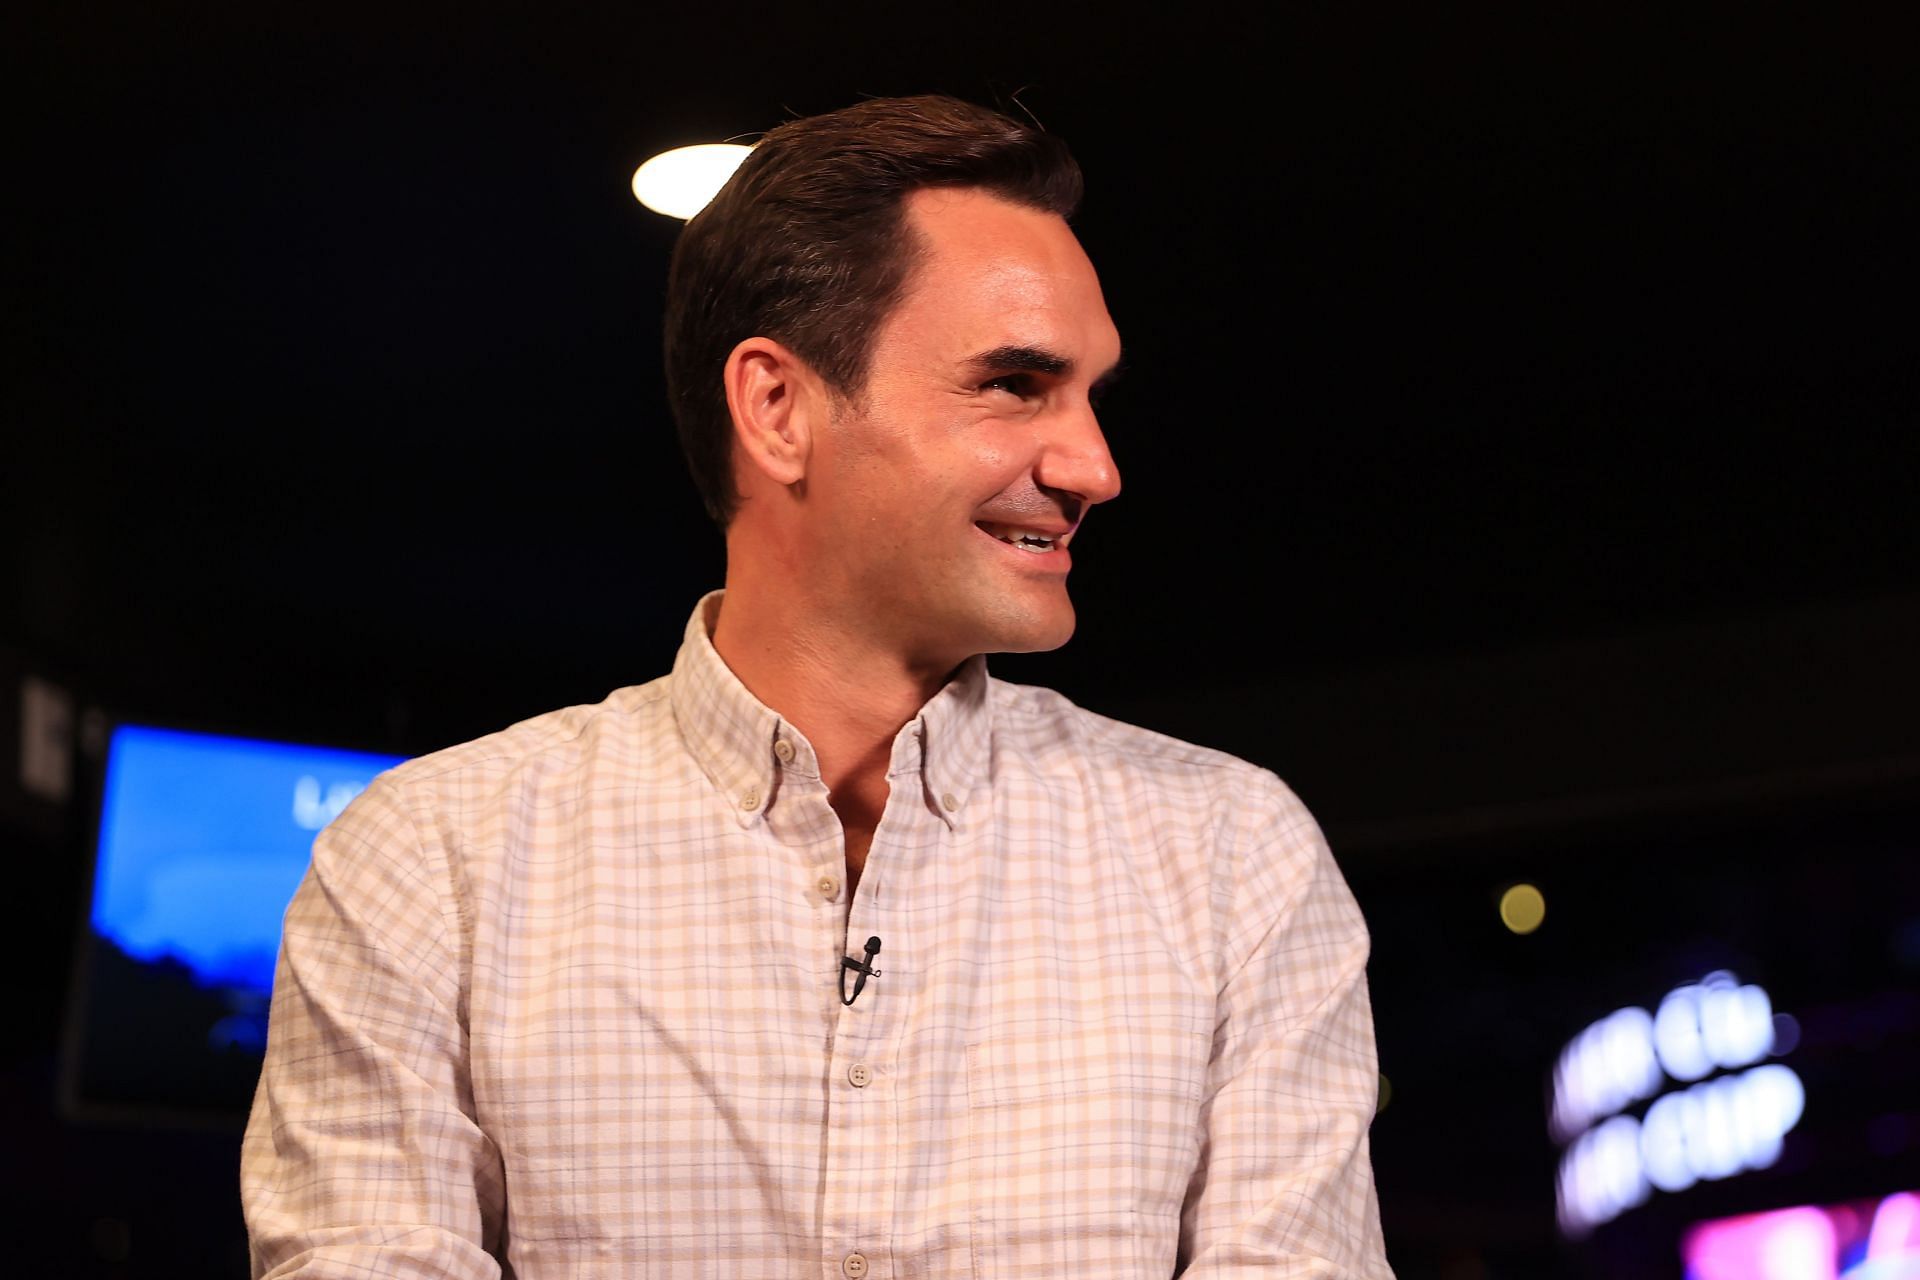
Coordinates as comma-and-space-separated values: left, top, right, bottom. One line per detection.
313, 680, 683, 916
987, 678, 1351, 961
399, 679, 667, 777
987, 675, 1327, 871
989, 675, 1302, 809
357, 678, 679, 825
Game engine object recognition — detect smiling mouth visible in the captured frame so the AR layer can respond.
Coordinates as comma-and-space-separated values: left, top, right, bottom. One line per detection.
975, 521, 1070, 554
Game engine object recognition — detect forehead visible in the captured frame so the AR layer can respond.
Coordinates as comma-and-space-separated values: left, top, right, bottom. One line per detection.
882, 187, 1119, 366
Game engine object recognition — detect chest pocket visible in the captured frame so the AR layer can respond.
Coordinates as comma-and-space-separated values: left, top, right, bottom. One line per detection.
964, 1020, 1210, 1275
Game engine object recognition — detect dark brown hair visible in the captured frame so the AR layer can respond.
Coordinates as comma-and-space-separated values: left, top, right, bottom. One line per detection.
663, 95, 1083, 527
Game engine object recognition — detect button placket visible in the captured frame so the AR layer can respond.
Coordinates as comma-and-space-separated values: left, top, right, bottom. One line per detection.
821, 785, 908, 1280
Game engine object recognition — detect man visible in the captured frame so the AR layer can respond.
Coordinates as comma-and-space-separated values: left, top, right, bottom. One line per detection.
243, 95, 1392, 1277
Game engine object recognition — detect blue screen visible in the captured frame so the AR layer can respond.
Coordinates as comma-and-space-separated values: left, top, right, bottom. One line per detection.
91, 725, 408, 998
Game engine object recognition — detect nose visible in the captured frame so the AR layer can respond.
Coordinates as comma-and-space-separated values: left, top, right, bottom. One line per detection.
1034, 397, 1122, 509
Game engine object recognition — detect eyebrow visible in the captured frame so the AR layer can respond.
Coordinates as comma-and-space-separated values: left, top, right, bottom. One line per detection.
964, 344, 1127, 393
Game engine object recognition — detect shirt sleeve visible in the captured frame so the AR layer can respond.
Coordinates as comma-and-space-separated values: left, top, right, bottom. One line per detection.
240, 777, 506, 1279
1178, 775, 1394, 1278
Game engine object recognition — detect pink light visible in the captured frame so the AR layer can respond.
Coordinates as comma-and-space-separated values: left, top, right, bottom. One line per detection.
1683, 1194, 1920, 1279
1864, 1191, 1920, 1263
1685, 1206, 1837, 1280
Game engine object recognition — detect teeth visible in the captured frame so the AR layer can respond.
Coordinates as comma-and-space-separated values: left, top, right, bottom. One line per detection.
978, 522, 1068, 553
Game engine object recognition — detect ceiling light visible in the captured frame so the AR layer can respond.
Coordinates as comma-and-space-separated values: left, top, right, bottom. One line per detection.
631, 143, 752, 220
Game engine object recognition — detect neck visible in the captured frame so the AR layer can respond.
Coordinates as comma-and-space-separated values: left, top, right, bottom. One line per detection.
710, 571, 955, 808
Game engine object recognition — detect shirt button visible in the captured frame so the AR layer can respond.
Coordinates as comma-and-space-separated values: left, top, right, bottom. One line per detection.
941, 792, 959, 812
847, 1063, 872, 1088
740, 791, 760, 812
774, 739, 795, 763
843, 1253, 868, 1279
816, 874, 840, 901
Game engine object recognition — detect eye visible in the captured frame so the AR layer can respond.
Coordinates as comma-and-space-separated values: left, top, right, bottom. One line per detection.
980, 373, 1037, 398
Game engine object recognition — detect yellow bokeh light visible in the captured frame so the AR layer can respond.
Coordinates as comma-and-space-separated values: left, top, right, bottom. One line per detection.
631, 143, 753, 220
1500, 883, 1547, 934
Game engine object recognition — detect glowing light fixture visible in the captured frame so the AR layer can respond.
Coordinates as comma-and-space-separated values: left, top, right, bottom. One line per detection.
631, 143, 753, 220
1500, 883, 1547, 934
1550, 971, 1805, 1237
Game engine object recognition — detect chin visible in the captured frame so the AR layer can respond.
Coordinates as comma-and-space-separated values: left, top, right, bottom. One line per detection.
977, 597, 1078, 656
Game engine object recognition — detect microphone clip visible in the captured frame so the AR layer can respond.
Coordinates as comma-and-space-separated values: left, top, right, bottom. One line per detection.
839, 935, 883, 1007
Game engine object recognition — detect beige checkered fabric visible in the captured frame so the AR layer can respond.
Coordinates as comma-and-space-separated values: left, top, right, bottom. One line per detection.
243, 592, 1391, 1278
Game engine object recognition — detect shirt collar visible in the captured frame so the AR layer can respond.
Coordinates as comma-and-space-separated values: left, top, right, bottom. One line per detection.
667, 591, 993, 831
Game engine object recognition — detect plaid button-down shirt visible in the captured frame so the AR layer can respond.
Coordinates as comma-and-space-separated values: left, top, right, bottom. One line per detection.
243, 593, 1392, 1278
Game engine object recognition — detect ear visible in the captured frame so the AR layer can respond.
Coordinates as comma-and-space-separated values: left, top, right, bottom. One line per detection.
723, 336, 821, 490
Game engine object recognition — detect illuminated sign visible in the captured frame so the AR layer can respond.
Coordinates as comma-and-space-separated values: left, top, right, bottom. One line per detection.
1683, 1190, 1920, 1274
1551, 971, 1804, 1237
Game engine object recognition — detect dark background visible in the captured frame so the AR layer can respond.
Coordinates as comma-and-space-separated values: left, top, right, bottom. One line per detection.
5, 3, 1917, 1276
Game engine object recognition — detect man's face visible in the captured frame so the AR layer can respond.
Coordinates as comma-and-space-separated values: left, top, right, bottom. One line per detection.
804, 187, 1123, 670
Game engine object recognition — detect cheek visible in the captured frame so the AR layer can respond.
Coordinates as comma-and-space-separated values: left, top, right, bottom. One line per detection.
973, 438, 1038, 502
837, 404, 1034, 525
973, 434, 1025, 471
